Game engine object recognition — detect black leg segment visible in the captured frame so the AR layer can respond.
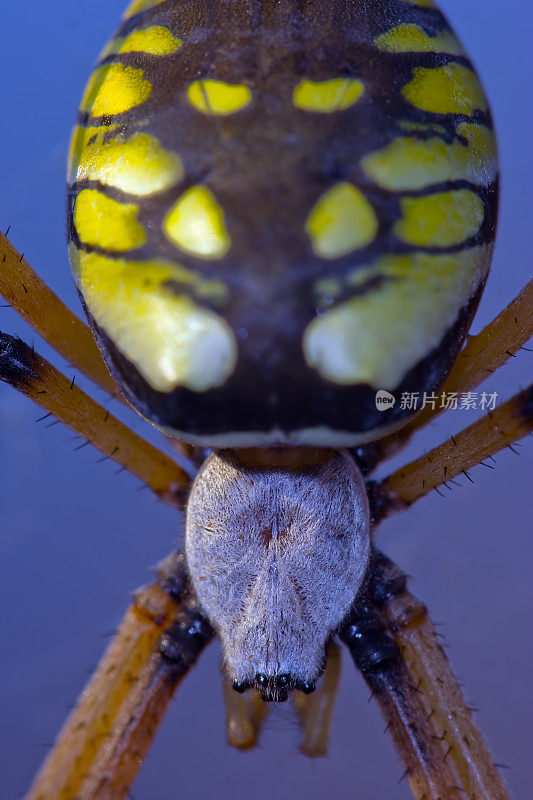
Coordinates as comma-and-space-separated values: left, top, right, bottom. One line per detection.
338, 552, 459, 797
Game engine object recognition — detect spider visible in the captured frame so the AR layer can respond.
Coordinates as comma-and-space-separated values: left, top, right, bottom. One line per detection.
0, 1, 528, 800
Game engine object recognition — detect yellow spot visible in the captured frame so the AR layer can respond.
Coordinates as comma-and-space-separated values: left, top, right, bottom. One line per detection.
70, 249, 237, 392
164, 186, 231, 259
305, 183, 378, 259
394, 189, 485, 247
293, 78, 365, 113
187, 80, 252, 115
68, 124, 116, 180
402, 64, 488, 115
124, 0, 165, 17
375, 24, 462, 55
303, 246, 488, 388
75, 132, 183, 197
83, 64, 152, 117
361, 122, 497, 191
74, 189, 146, 251
118, 26, 182, 55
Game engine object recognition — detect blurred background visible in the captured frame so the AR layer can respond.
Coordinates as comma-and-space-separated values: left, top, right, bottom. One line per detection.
0, 1, 532, 798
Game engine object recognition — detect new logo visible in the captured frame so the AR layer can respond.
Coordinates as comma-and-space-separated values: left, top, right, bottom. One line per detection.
375, 390, 396, 411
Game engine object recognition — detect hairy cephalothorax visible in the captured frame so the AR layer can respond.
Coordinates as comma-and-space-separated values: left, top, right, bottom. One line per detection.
186, 450, 370, 700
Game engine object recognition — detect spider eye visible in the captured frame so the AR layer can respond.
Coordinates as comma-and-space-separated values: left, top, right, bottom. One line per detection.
296, 680, 316, 695
232, 679, 251, 694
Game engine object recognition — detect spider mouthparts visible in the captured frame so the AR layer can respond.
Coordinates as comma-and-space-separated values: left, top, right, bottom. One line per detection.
260, 688, 289, 703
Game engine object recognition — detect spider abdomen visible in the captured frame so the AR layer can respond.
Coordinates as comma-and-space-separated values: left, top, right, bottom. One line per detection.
68, 0, 498, 446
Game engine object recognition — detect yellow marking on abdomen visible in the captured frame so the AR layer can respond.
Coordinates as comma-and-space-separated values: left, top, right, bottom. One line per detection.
305, 183, 378, 259
118, 26, 182, 55
70, 248, 237, 393
74, 189, 146, 251
187, 80, 251, 115
303, 246, 488, 389
83, 64, 152, 117
402, 64, 487, 115
293, 78, 364, 113
68, 125, 116, 180
394, 189, 485, 247
375, 24, 463, 55
123, 0, 165, 18
361, 122, 497, 191
74, 132, 183, 197
164, 186, 231, 259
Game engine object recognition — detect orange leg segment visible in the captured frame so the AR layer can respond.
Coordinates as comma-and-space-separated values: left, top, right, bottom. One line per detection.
384, 587, 511, 800
342, 554, 511, 800
372, 385, 533, 521
25, 554, 213, 800
0, 230, 118, 397
0, 332, 190, 508
293, 640, 342, 758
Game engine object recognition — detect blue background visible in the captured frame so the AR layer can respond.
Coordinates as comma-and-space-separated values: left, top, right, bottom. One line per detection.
1, 2, 532, 798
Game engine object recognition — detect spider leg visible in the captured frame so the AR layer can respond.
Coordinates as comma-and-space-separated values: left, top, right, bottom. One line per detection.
339, 553, 511, 800
222, 671, 269, 750
355, 278, 533, 474
0, 230, 201, 463
25, 553, 213, 800
0, 229, 119, 398
293, 639, 342, 758
0, 332, 190, 507
370, 384, 533, 522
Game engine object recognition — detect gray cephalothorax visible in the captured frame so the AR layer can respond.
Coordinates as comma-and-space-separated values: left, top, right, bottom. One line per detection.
186, 450, 370, 700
